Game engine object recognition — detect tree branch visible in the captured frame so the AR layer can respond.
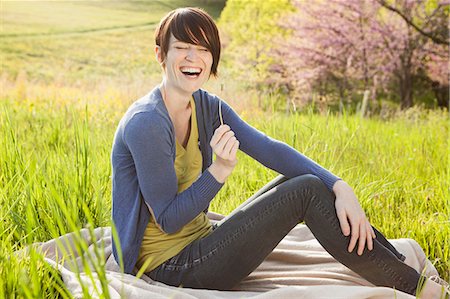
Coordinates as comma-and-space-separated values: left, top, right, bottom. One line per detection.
376, 0, 449, 45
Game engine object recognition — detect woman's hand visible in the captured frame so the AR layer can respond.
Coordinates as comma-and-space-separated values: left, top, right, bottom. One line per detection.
208, 125, 239, 183
333, 180, 376, 255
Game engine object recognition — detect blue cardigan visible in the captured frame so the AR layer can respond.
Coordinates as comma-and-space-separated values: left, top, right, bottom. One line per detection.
111, 86, 340, 273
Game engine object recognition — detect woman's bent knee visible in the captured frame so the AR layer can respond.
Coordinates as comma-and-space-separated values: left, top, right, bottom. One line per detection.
286, 174, 327, 191
282, 175, 335, 205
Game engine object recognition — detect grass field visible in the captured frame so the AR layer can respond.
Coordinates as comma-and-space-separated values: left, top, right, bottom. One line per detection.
1, 0, 225, 84
1, 1, 449, 298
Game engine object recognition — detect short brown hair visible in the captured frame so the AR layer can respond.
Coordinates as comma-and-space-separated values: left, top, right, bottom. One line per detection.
155, 7, 221, 76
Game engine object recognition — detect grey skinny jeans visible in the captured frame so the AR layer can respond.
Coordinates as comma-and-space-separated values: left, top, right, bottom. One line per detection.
147, 174, 423, 295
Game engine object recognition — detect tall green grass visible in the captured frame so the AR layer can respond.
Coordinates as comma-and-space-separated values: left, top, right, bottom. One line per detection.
0, 94, 448, 297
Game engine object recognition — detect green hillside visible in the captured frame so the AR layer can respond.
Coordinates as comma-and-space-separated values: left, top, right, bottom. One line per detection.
0, 0, 226, 83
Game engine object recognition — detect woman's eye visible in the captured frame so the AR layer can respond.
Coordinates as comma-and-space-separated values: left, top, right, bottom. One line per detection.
175, 46, 187, 50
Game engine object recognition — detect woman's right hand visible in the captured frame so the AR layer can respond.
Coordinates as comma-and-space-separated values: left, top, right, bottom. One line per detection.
208, 125, 239, 183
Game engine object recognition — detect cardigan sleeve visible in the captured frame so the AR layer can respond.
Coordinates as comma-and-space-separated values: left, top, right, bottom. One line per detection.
217, 97, 341, 190
124, 111, 223, 234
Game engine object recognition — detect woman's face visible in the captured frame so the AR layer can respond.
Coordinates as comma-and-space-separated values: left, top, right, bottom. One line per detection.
159, 34, 213, 95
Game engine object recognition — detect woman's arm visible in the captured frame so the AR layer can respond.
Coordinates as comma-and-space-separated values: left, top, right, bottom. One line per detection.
124, 112, 223, 234
219, 99, 340, 190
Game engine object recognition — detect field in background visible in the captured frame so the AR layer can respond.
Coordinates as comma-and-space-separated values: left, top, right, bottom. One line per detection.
1, 0, 225, 85
1, 0, 448, 297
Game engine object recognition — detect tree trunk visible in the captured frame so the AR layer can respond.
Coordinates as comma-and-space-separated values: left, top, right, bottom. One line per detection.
399, 73, 413, 108
371, 75, 378, 113
399, 25, 414, 109
431, 81, 449, 109
360, 90, 370, 117
338, 83, 345, 116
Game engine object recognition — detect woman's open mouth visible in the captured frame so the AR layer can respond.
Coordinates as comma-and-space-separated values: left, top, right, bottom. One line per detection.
180, 67, 202, 78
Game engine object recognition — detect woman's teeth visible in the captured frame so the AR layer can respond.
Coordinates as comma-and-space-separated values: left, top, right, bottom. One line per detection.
180, 67, 201, 77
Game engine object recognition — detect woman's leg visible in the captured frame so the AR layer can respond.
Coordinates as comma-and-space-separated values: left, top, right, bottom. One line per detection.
147, 175, 422, 295
220, 174, 289, 220
222, 175, 408, 271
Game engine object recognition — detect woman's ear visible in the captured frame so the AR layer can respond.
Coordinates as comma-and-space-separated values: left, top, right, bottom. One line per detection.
155, 46, 164, 65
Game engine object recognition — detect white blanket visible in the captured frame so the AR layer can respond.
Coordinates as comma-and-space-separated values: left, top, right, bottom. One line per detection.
32, 224, 437, 298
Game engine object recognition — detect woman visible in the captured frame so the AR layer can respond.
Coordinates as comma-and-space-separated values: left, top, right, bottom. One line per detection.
111, 7, 447, 298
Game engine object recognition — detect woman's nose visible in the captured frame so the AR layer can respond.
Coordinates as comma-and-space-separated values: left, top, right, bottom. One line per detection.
185, 48, 198, 61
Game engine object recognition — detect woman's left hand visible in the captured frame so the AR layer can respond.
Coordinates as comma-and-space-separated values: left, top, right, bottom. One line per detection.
332, 180, 376, 256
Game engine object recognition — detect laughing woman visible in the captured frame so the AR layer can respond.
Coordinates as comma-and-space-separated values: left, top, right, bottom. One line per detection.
111, 7, 447, 298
